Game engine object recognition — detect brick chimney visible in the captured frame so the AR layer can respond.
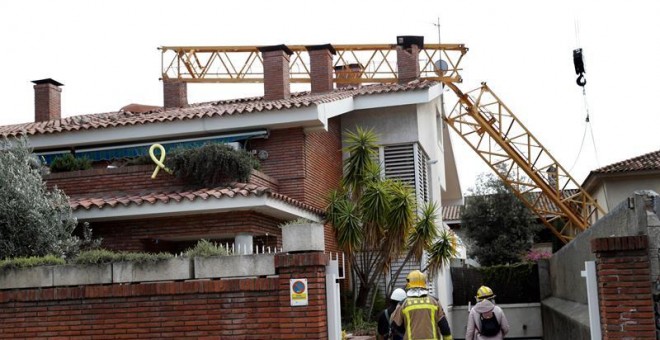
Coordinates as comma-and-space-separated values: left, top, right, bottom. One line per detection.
396, 36, 424, 84
32, 78, 63, 122
334, 64, 363, 89
305, 44, 336, 93
163, 81, 188, 108
258, 45, 293, 101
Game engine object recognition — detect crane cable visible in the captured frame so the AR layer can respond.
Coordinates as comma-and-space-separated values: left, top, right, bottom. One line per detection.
568, 20, 600, 172
569, 19, 609, 211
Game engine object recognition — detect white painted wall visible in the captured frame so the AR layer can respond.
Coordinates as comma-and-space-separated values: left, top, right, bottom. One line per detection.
340, 104, 419, 146
341, 98, 461, 316
590, 174, 660, 213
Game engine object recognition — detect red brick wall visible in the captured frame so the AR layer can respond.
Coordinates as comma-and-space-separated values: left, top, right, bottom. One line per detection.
34, 82, 61, 122
262, 49, 291, 101
91, 211, 283, 253
249, 128, 306, 202
163, 81, 188, 108
0, 253, 329, 339
396, 45, 420, 84
591, 235, 656, 339
45, 166, 278, 196
304, 118, 342, 253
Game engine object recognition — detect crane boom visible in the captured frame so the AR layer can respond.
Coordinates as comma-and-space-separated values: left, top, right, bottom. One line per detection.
443, 82, 604, 243
159, 43, 605, 243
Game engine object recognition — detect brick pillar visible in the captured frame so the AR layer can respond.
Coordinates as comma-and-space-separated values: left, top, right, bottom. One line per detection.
163, 81, 188, 108
275, 252, 329, 339
396, 35, 423, 84
32, 78, 63, 122
306, 44, 336, 94
258, 45, 293, 101
334, 64, 363, 89
591, 235, 656, 339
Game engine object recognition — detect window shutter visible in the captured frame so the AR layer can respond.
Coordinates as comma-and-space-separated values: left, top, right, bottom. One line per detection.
382, 143, 429, 204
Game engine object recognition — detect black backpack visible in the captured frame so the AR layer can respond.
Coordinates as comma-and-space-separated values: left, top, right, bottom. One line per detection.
479, 310, 500, 336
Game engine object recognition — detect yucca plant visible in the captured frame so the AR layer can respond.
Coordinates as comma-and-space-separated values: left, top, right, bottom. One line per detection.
327, 127, 456, 309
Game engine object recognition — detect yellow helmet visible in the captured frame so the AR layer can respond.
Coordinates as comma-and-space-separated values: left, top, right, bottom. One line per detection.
476, 286, 495, 301
406, 270, 427, 289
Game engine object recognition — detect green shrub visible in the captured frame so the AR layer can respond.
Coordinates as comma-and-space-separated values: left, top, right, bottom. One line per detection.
124, 155, 153, 166
0, 137, 80, 259
119, 252, 173, 264
49, 153, 92, 173
73, 249, 173, 265
0, 255, 65, 270
72, 249, 120, 264
185, 239, 229, 257
165, 143, 258, 187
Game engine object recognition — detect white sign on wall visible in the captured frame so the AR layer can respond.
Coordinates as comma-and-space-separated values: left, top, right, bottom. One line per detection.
290, 278, 308, 306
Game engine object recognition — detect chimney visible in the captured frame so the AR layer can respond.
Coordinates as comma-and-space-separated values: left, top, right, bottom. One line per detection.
32, 78, 63, 122
334, 63, 364, 89
305, 44, 336, 93
258, 45, 293, 101
163, 81, 188, 108
396, 36, 424, 84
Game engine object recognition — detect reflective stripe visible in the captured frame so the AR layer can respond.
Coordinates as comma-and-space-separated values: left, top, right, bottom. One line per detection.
401, 297, 439, 340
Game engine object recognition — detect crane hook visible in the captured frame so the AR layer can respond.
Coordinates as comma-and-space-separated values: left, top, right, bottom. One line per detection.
576, 73, 587, 87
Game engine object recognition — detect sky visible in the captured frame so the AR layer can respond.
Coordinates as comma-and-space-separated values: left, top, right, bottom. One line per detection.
1, 0, 658, 194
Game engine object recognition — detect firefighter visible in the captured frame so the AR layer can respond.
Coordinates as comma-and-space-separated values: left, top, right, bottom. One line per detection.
465, 286, 510, 340
377, 288, 406, 340
391, 270, 452, 340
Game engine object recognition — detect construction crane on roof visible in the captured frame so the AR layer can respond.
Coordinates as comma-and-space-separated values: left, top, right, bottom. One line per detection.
159, 39, 605, 244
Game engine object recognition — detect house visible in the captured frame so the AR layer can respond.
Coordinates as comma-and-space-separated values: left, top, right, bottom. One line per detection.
582, 149, 660, 214
0, 39, 462, 305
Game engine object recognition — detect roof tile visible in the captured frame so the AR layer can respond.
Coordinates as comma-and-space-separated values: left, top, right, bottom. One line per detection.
68, 183, 324, 216
592, 149, 660, 174
0, 81, 436, 137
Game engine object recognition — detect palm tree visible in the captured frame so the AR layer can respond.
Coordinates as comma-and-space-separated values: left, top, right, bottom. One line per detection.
326, 127, 457, 309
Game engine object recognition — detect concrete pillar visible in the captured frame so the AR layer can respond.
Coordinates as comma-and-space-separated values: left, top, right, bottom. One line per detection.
235, 233, 254, 255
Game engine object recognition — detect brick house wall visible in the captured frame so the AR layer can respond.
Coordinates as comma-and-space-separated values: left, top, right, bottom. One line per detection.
249, 127, 306, 203
44, 119, 342, 255
90, 211, 283, 253
304, 118, 342, 253
45, 166, 279, 195
0, 253, 329, 339
591, 235, 657, 339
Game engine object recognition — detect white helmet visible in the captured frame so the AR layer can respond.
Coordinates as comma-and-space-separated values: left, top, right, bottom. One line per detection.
390, 288, 407, 302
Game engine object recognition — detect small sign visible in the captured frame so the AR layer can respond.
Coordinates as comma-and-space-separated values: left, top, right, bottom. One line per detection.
290, 278, 308, 306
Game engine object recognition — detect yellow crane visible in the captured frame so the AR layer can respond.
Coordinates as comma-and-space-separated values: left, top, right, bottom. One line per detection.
160, 42, 605, 244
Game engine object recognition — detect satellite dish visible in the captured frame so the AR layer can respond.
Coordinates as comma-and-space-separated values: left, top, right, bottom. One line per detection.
434, 59, 449, 72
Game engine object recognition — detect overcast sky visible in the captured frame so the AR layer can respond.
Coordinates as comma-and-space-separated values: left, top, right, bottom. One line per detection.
1, 0, 658, 194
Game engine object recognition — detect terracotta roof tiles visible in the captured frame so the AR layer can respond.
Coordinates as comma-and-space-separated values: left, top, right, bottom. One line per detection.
69, 182, 324, 216
0, 81, 436, 137
591, 149, 660, 174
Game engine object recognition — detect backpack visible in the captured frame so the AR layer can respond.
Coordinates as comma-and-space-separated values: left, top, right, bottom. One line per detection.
479, 310, 500, 337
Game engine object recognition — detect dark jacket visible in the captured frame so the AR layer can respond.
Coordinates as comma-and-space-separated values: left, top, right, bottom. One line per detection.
378, 303, 403, 340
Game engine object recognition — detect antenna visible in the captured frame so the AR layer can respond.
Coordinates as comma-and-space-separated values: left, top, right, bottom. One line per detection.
432, 17, 442, 44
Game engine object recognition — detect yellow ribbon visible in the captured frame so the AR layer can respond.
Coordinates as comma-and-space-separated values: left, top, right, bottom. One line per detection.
149, 144, 172, 179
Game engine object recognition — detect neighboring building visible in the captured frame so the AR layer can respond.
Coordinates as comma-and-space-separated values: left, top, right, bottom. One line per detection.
582, 149, 660, 213
0, 42, 461, 305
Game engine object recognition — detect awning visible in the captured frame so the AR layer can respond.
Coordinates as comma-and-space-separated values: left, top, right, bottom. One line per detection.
37, 130, 268, 164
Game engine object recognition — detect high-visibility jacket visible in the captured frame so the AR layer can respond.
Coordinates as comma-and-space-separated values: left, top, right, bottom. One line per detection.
391, 295, 449, 340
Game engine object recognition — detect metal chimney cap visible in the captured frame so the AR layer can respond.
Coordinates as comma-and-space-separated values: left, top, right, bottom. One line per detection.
31, 78, 64, 86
